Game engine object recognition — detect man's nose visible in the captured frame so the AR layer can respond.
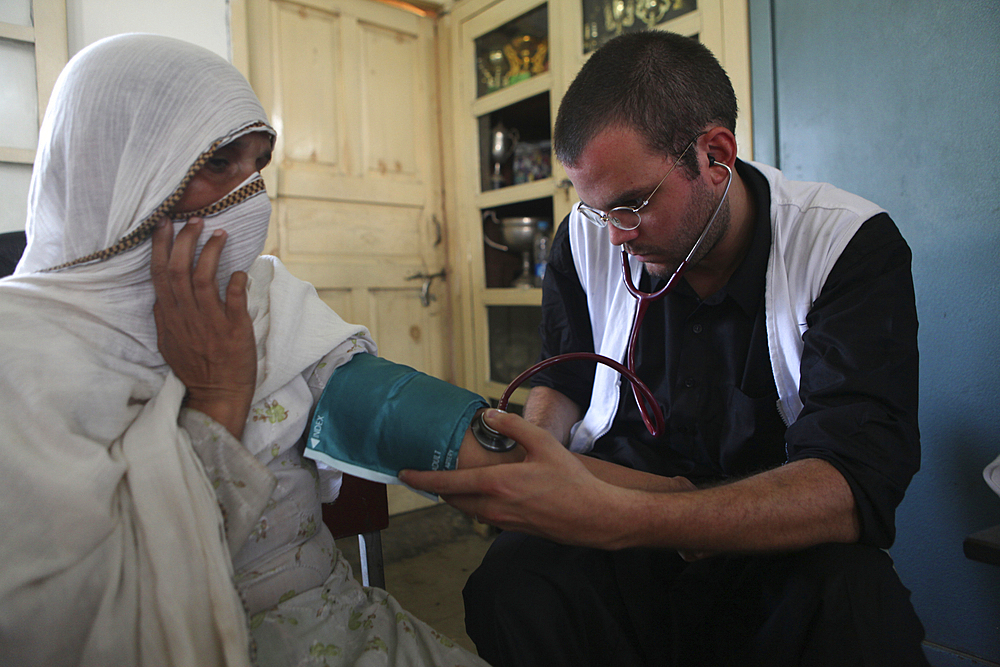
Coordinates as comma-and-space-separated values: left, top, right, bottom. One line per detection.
608, 224, 638, 247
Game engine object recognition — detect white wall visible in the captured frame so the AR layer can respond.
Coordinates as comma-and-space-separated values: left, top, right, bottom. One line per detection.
66, 0, 231, 59
0, 0, 232, 236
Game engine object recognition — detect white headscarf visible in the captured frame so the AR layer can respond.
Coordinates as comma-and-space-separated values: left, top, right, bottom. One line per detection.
0, 34, 369, 666
14, 32, 275, 368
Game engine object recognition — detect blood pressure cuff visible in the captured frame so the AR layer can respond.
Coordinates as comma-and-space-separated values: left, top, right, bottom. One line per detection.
303, 353, 488, 493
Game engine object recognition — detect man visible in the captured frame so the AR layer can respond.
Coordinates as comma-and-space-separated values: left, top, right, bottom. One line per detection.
401, 30, 927, 666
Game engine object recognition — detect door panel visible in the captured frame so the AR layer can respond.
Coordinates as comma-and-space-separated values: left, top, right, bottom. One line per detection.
274, 4, 344, 167
248, 0, 449, 385
358, 23, 421, 179
281, 197, 424, 260
367, 288, 446, 373
248, 0, 447, 514
316, 289, 354, 323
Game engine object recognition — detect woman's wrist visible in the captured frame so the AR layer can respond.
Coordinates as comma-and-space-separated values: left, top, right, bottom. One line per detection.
184, 388, 254, 440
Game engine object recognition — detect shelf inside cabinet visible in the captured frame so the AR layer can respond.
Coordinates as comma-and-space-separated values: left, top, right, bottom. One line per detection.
471, 71, 551, 118
580, 0, 696, 54
480, 196, 553, 289
473, 2, 549, 98
476, 178, 553, 209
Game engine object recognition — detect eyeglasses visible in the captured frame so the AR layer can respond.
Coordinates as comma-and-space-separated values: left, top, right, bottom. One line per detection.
576, 138, 699, 231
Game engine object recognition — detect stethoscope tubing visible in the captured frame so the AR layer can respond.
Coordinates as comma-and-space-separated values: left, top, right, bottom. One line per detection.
496, 160, 734, 440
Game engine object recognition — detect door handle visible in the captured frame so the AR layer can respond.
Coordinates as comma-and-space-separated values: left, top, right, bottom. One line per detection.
405, 269, 446, 307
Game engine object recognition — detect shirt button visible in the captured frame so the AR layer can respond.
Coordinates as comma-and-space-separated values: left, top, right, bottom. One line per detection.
692, 323, 703, 334
684, 377, 696, 388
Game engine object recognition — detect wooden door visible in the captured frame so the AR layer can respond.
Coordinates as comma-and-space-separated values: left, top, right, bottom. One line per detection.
245, 0, 449, 380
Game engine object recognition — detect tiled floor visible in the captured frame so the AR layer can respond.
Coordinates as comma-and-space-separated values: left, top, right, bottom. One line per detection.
337, 503, 495, 655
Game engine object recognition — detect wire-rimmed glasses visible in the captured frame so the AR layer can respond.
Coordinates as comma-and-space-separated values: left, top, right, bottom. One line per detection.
575, 137, 699, 231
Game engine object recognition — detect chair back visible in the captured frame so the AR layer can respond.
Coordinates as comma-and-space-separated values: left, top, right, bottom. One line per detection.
0, 231, 27, 277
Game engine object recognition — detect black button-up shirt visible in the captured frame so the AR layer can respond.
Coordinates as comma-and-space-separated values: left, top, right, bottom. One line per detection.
531, 161, 920, 548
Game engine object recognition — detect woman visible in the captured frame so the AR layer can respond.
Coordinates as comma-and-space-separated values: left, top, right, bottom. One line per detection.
0, 33, 507, 666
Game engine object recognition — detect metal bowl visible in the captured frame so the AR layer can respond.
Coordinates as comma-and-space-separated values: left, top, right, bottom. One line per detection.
497, 216, 544, 251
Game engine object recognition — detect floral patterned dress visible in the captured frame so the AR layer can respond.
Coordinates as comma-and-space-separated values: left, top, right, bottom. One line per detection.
183, 336, 491, 667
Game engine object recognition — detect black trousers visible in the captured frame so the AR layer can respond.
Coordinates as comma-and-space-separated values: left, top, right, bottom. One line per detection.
464, 532, 929, 667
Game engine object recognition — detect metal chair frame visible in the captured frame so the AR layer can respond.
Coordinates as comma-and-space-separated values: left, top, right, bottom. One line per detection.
321, 474, 389, 588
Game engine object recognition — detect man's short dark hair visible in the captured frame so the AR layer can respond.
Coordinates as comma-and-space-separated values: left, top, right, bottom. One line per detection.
553, 31, 737, 176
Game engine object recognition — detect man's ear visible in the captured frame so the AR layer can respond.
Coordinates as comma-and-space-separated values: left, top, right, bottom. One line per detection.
699, 127, 738, 182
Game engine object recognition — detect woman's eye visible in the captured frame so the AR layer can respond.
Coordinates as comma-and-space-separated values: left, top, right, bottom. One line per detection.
206, 157, 230, 172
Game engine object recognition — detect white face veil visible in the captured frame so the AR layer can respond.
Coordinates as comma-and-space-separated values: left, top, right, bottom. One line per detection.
13, 33, 275, 365
170, 170, 273, 297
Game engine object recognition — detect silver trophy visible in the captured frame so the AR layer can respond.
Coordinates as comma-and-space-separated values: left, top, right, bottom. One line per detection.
490, 122, 519, 189
483, 211, 547, 288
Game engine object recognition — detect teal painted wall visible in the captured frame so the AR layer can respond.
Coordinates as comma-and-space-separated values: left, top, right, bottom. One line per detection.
747, 1, 1000, 663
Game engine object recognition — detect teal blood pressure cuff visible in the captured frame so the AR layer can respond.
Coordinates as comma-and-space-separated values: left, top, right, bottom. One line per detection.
303, 353, 488, 492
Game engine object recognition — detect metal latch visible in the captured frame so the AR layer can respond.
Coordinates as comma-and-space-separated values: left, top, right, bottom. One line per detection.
405, 269, 446, 307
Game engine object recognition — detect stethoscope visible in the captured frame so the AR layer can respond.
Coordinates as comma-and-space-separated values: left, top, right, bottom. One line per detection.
473, 157, 734, 451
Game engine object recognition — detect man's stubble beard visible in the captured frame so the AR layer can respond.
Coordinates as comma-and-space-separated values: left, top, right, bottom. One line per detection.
640, 178, 731, 280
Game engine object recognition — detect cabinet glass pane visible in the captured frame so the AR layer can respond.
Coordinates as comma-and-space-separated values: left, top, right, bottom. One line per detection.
0, 0, 32, 27
475, 4, 548, 98
0, 162, 32, 233
582, 0, 696, 53
0, 38, 39, 151
478, 92, 550, 192
488, 306, 543, 386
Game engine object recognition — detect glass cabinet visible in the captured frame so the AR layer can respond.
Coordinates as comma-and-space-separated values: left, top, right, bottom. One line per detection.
581, 0, 696, 53
446, 0, 567, 408
474, 4, 548, 98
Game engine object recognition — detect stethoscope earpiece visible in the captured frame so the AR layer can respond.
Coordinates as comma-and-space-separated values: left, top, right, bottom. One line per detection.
708, 154, 717, 166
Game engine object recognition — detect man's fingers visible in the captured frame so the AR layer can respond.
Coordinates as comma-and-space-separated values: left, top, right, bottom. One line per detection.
481, 409, 563, 457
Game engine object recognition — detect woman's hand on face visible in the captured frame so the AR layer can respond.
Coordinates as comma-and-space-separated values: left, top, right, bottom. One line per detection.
151, 217, 257, 439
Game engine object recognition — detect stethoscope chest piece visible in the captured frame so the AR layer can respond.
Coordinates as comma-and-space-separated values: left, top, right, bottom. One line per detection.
472, 411, 517, 452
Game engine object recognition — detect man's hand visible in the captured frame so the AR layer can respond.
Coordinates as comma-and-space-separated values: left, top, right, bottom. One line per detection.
400, 409, 666, 550
401, 410, 859, 555
151, 217, 257, 439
